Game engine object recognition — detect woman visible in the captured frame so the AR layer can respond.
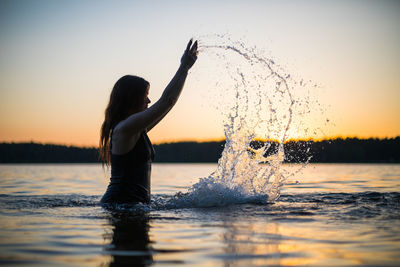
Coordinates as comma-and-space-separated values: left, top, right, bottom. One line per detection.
99, 39, 198, 205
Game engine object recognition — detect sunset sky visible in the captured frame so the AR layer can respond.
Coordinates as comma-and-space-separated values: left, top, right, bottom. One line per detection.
1, 0, 399, 146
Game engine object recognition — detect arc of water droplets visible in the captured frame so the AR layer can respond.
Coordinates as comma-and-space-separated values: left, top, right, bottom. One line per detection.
197, 42, 291, 201
201, 44, 294, 144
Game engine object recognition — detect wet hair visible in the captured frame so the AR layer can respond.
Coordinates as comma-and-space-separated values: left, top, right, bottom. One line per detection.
99, 75, 149, 166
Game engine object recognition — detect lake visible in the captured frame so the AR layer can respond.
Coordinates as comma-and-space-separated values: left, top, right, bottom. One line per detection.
0, 163, 399, 266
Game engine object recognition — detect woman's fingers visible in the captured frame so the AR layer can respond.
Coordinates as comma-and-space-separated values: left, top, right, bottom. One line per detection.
186, 39, 198, 54
190, 40, 198, 54
181, 39, 198, 69
186, 39, 193, 52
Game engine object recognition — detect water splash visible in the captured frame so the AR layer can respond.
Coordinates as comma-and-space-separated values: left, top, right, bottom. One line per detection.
173, 35, 322, 207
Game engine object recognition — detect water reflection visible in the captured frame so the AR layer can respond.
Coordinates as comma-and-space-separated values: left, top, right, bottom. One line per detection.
215, 202, 400, 266
219, 213, 286, 266
103, 211, 153, 267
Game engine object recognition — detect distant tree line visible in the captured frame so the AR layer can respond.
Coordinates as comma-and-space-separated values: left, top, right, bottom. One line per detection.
307, 137, 400, 163
0, 142, 99, 163
0, 137, 399, 163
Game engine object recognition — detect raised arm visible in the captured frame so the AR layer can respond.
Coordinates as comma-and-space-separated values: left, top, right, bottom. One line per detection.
115, 39, 198, 136
145, 64, 188, 132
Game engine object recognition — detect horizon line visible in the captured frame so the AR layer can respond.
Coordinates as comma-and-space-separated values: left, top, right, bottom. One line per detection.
1, 135, 399, 149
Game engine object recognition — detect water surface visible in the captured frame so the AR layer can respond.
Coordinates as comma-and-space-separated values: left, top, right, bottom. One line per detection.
0, 163, 399, 266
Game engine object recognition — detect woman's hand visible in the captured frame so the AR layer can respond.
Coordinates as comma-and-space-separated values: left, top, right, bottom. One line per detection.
180, 39, 198, 70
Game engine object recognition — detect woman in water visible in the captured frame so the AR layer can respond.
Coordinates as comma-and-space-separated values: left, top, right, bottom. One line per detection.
99, 39, 198, 205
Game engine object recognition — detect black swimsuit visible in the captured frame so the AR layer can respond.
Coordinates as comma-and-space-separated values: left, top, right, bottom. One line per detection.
101, 132, 155, 205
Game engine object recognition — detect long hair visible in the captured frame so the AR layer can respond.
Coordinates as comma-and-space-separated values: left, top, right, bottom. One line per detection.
99, 75, 149, 167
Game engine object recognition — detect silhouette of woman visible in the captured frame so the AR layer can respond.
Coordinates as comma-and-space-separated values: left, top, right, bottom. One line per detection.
99, 39, 198, 205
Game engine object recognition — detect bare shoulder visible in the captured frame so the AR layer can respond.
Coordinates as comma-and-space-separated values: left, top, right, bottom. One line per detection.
111, 122, 141, 155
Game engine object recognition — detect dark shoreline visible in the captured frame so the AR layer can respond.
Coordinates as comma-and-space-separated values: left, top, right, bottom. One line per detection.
0, 137, 399, 164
